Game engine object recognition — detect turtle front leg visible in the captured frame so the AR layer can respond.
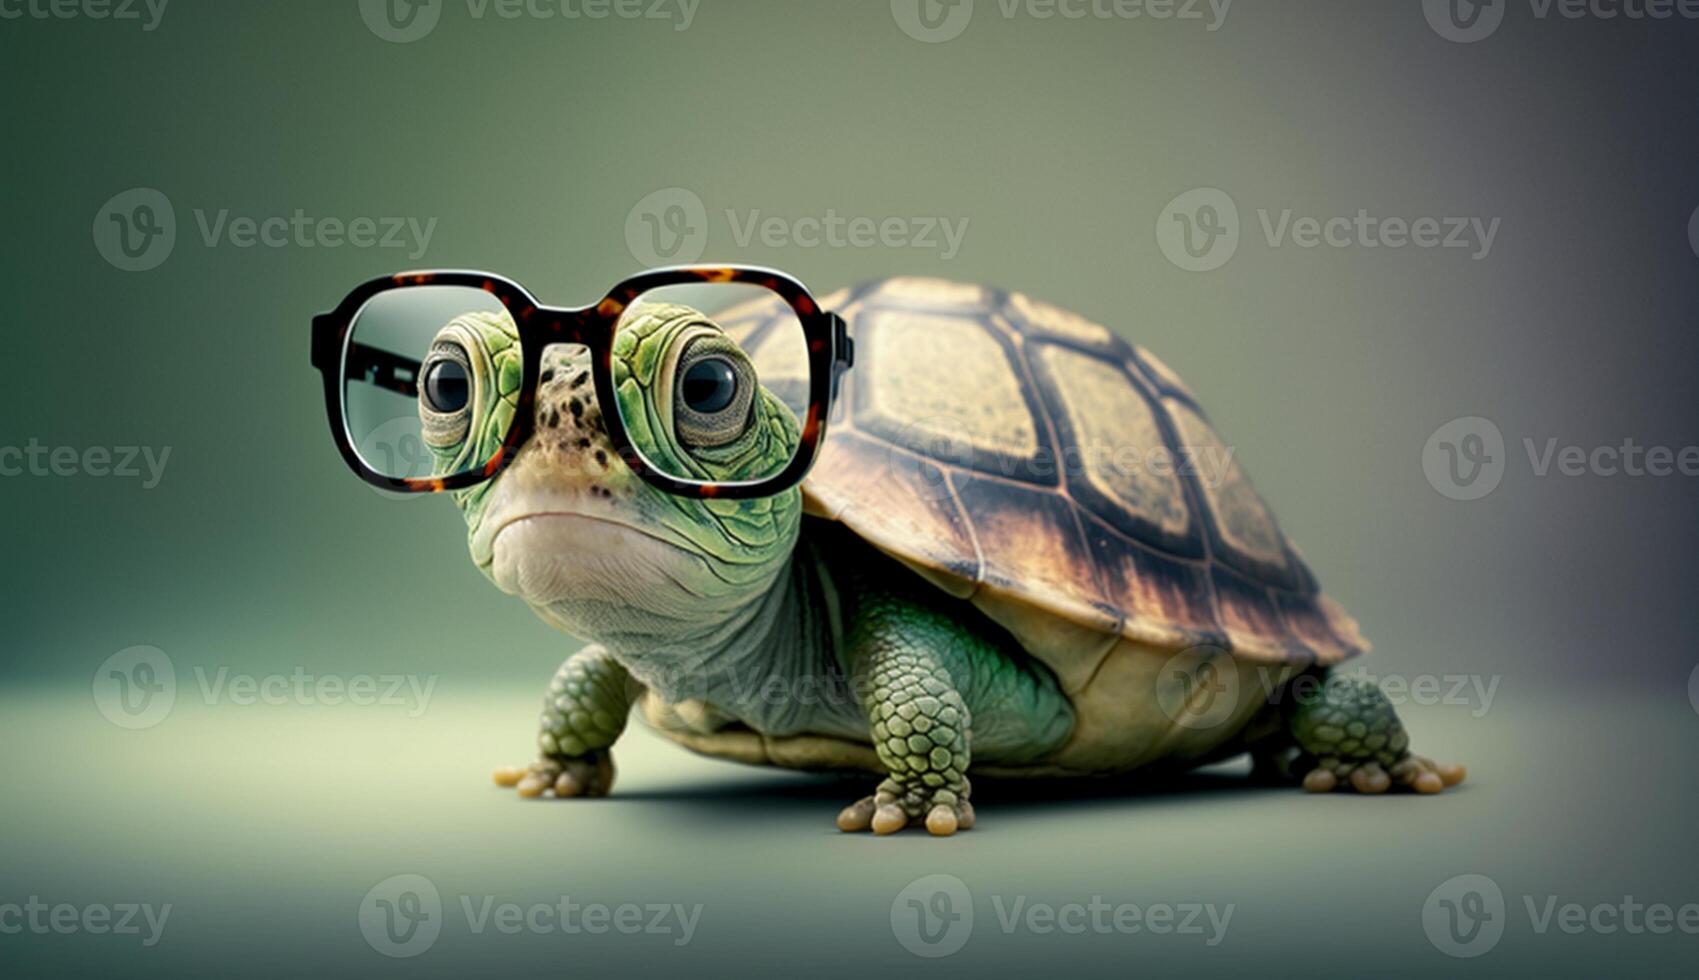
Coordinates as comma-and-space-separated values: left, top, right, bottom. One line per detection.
836, 622, 976, 837
492, 644, 638, 799
1269, 672, 1466, 795
832, 587, 1075, 837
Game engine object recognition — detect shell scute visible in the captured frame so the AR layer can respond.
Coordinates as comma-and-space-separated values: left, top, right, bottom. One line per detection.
1026, 340, 1202, 558
852, 307, 1049, 486
1005, 291, 1121, 353
1161, 399, 1300, 590
947, 472, 1115, 630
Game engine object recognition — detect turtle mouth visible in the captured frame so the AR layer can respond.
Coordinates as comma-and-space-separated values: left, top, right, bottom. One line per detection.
490, 510, 688, 557
485, 510, 708, 620
484, 507, 695, 572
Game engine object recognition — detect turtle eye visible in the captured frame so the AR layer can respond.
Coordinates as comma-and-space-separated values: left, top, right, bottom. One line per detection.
681, 358, 738, 414
422, 358, 470, 414
673, 338, 756, 448
419, 341, 473, 447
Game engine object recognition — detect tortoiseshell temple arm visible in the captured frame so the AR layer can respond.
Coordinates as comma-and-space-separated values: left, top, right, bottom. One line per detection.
829, 313, 855, 401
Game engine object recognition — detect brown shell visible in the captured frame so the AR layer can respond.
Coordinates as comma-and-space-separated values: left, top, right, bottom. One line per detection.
723, 277, 1366, 675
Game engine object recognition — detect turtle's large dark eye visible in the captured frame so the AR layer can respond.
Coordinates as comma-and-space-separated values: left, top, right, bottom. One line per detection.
419, 341, 474, 449
673, 338, 756, 448
422, 358, 469, 414
681, 358, 738, 414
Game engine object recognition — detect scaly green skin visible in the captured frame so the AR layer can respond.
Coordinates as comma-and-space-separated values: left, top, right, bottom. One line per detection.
1264, 672, 1462, 795
1290, 673, 1410, 767
834, 550, 1075, 834
538, 645, 634, 759
511, 645, 634, 799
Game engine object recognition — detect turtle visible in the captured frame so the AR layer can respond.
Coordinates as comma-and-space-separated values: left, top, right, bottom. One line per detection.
433, 275, 1465, 836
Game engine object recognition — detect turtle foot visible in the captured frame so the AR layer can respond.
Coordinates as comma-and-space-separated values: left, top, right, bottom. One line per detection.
492, 752, 615, 799
1300, 754, 1466, 795
837, 778, 975, 837
1283, 672, 1466, 795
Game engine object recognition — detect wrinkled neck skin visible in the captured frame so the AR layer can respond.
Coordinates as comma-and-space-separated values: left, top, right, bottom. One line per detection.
617, 535, 863, 740
513, 520, 864, 741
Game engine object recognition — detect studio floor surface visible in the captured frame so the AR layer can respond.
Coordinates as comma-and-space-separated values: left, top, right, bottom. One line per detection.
3, 684, 1695, 978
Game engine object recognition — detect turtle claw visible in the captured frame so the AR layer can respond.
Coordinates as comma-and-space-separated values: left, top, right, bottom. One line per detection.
836, 795, 878, 832
1394, 755, 1466, 794
837, 783, 973, 837
873, 801, 909, 835
1300, 754, 1464, 796
492, 753, 615, 799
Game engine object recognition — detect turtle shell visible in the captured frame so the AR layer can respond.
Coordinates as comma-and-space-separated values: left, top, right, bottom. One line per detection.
692, 277, 1367, 775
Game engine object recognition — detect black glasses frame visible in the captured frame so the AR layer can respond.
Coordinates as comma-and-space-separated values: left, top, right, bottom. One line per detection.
311, 266, 853, 499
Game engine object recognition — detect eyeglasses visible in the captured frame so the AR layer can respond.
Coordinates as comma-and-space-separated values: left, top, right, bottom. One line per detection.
311, 266, 853, 499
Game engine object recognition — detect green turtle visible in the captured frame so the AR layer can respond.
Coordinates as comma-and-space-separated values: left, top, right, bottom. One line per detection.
427, 276, 1463, 836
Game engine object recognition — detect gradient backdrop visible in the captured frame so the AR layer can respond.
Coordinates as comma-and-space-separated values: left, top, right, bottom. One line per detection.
2, 1, 1697, 977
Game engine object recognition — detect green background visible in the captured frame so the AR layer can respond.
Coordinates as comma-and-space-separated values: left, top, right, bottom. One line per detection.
2, 1, 1698, 976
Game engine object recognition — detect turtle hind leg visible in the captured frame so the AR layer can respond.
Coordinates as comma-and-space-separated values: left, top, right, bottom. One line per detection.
1265, 671, 1467, 795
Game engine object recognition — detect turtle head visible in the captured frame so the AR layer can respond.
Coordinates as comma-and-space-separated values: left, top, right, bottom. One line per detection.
415, 303, 803, 652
